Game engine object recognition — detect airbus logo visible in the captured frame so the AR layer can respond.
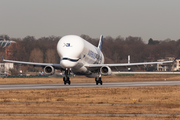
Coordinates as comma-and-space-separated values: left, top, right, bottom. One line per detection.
63, 43, 72, 47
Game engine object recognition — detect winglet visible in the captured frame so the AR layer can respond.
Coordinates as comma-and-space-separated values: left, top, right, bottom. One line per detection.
2, 56, 4, 60
98, 35, 103, 51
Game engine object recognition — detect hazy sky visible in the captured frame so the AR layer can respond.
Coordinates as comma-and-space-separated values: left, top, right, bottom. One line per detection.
0, 0, 180, 42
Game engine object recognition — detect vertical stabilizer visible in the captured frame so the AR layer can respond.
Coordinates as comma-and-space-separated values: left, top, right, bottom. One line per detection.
98, 35, 103, 51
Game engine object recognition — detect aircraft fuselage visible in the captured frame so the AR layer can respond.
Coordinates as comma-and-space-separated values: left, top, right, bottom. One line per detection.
57, 35, 104, 77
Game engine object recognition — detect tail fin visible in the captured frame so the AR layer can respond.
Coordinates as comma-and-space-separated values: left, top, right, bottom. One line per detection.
98, 35, 103, 51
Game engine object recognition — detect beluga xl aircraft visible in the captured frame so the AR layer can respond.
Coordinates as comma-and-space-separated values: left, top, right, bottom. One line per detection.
2, 35, 174, 85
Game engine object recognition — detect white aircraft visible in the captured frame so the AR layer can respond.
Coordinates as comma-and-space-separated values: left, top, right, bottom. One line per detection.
3, 35, 174, 85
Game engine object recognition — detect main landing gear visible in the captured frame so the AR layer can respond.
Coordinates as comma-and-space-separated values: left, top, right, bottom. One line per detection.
63, 68, 71, 85
95, 76, 103, 85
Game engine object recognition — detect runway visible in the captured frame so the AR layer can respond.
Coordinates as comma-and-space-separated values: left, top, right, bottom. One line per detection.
0, 80, 180, 90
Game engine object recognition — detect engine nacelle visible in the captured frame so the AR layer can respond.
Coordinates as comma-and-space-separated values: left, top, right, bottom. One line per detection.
100, 66, 112, 76
44, 66, 55, 75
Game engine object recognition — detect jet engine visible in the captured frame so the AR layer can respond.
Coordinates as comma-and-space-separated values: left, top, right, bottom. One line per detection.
44, 66, 55, 75
100, 66, 112, 76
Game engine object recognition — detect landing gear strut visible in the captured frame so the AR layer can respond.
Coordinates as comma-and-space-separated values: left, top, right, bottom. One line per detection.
63, 68, 71, 85
95, 76, 103, 85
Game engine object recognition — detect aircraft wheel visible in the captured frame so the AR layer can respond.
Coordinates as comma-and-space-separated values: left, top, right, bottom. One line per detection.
64, 81, 66, 85
99, 77, 102, 85
96, 81, 98, 85
68, 80, 71, 85
100, 81, 103, 85
95, 77, 103, 85
63, 77, 66, 85
95, 77, 97, 82
63, 77, 70, 85
95, 77, 98, 85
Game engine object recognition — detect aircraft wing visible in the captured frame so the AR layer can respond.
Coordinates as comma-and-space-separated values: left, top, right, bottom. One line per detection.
86, 60, 173, 68
2, 57, 62, 69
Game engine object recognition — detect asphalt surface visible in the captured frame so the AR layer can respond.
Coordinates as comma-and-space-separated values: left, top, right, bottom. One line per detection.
0, 80, 180, 90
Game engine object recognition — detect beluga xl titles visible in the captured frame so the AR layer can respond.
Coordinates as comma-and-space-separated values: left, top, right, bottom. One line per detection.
2, 35, 174, 85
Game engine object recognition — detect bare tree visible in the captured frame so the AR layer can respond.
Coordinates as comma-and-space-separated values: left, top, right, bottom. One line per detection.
45, 49, 56, 63
29, 48, 43, 63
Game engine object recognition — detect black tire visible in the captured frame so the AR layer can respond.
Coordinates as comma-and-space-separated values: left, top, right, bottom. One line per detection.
68, 80, 71, 85
100, 81, 103, 85
95, 77, 98, 85
96, 81, 98, 85
63, 77, 67, 85
95, 77, 97, 82
64, 81, 66, 85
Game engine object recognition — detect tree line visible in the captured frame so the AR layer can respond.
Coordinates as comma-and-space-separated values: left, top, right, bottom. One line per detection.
0, 34, 180, 73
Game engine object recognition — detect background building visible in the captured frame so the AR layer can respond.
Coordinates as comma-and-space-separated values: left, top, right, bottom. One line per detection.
0, 63, 14, 74
171, 59, 180, 71
157, 57, 179, 71
0, 38, 16, 74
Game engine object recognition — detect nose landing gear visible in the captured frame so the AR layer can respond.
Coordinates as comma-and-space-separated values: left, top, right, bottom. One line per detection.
63, 77, 71, 85
63, 68, 71, 85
